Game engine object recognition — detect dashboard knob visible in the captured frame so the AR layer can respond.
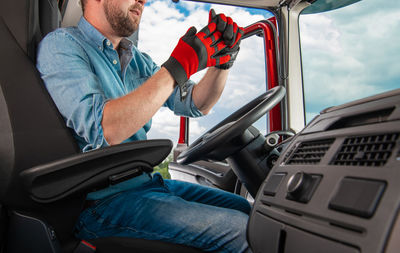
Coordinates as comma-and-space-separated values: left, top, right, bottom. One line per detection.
287, 172, 313, 201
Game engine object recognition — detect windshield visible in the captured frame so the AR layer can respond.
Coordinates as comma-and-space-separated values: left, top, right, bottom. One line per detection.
299, 0, 400, 123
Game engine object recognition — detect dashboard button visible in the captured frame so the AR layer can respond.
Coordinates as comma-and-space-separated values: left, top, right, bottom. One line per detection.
264, 173, 286, 196
329, 177, 386, 218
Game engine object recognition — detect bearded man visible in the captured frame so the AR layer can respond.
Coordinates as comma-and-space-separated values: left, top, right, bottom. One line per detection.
36, 0, 250, 252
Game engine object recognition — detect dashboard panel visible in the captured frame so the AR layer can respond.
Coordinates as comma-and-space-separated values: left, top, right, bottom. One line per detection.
248, 89, 400, 253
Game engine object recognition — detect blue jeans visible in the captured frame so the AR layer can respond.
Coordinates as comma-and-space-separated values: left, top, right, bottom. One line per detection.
75, 173, 252, 252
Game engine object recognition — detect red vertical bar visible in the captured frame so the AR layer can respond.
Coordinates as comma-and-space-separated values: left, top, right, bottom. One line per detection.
178, 117, 188, 144
266, 17, 282, 132
244, 19, 282, 132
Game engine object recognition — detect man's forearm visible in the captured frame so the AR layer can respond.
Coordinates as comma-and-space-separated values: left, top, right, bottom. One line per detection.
192, 67, 229, 115
102, 67, 175, 145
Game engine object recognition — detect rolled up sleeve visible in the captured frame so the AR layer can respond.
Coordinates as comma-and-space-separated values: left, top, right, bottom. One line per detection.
164, 80, 203, 118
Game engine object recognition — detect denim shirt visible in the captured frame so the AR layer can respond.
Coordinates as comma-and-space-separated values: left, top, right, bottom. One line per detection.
37, 17, 202, 152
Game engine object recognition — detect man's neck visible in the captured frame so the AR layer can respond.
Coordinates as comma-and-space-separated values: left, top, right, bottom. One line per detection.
84, 14, 122, 50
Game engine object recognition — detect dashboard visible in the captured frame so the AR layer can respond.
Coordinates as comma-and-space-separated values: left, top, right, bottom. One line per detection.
248, 89, 400, 253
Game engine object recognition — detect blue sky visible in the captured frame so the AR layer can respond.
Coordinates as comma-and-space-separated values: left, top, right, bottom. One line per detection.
139, 0, 400, 144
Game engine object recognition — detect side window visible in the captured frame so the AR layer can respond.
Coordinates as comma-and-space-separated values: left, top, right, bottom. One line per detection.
139, 1, 274, 143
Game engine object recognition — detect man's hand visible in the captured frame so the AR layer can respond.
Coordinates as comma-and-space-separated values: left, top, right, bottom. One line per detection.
162, 19, 229, 100
209, 9, 244, 69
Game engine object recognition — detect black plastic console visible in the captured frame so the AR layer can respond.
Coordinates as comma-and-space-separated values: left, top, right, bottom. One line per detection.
248, 89, 400, 253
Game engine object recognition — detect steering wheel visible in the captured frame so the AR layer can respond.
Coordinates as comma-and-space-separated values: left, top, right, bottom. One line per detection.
177, 86, 286, 165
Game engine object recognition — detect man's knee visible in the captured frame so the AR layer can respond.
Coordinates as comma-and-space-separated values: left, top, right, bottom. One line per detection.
203, 209, 249, 252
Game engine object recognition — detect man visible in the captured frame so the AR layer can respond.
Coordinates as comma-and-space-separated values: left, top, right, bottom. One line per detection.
37, 0, 251, 252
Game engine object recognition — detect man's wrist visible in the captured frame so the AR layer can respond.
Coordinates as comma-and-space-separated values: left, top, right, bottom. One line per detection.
214, 64, 233, 70
213, 66, 230, 71
160, 66, 177, 88
161, 66, 189, 101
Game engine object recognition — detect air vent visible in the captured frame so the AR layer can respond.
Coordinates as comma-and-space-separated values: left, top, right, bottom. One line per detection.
284, 139, 335, 165
332, 133, 399, 167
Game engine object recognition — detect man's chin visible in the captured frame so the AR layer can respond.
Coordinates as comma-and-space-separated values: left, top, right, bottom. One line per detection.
116, 21, 138, 37
119, 27, 138, 37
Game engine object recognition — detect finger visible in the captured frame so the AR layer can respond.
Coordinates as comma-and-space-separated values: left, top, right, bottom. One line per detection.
212, 40, 227, 58
224, 17, 234, 45
230, 26, 244, 48
198, 21, 217, 38
212, 37, 226, 52
183, 26, 197, 39
208, 9, 217, 23
211, 42, 229, 66
217, 13, 227, 32
206, 30, 223, 47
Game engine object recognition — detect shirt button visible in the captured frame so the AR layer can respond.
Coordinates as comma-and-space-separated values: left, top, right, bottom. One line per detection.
113, 59, 118, 65
106, 41, 111, 46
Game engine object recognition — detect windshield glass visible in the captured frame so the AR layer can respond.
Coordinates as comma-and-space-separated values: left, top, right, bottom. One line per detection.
299, 0, 400, 123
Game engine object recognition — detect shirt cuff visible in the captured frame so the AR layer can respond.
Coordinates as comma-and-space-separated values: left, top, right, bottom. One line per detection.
173, 81, 203, 118
82, 95, 110, 152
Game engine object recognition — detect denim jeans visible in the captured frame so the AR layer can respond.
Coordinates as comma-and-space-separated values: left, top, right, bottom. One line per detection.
75, 173, 252, 252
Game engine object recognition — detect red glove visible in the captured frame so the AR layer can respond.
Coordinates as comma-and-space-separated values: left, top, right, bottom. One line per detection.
209, 9, 244, 69
162, 16, 229, 100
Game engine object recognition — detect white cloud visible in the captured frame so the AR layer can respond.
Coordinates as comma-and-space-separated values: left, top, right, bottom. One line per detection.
179, 1, 204, 13
147, 107, 180, 141
217, 36, 267, 109
147, 107, 207, 145
299, 14, 342, 53
190, 119, 207, 135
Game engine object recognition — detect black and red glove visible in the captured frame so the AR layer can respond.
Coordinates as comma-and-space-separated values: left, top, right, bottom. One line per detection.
209, 9, 244, 69
162, 15, 230, 100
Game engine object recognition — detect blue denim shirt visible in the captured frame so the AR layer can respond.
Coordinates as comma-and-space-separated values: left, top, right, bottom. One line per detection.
37, 17, 202, 152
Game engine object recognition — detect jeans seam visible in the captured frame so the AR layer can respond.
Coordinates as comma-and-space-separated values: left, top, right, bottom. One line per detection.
107, 223, 172, 241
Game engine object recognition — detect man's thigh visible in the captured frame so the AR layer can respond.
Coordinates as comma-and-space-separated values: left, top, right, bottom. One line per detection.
76, 176, 250, 252
164, 177, 251, 214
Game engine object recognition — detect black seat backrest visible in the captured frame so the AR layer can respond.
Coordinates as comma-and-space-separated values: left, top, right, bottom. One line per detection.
39, 0, 62, 40
0, 0, 62, 58
0, 0, 79, 209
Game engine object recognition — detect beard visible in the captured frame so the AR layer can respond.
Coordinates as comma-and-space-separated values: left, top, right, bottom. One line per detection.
103, 0, 140, 37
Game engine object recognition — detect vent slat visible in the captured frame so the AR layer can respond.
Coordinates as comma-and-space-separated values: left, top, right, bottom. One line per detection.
332, 133, 399, 167
285, 139, 335, 165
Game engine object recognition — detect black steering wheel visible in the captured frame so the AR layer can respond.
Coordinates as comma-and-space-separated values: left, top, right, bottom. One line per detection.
177, 86, 286, 165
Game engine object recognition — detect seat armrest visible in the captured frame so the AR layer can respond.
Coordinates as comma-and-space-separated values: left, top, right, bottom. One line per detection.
20, 139, 172, 203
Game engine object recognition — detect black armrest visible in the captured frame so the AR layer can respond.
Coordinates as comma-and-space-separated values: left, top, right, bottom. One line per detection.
20, 139, 172, 203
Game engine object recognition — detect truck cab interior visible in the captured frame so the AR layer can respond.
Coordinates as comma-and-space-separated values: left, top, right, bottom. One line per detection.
0, 0, 399, 253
